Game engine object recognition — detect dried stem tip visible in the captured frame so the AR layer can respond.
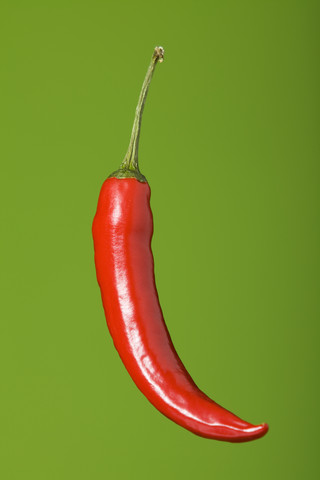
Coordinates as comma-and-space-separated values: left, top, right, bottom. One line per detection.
154, 46, 164, 63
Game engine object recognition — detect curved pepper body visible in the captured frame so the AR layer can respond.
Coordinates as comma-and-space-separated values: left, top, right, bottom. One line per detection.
92, 177, 268, 442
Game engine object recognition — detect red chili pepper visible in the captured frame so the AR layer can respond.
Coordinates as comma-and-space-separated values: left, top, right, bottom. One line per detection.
92, 47, 269, 442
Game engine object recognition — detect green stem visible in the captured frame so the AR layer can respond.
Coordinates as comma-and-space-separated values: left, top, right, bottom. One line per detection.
109, 46, 164, 182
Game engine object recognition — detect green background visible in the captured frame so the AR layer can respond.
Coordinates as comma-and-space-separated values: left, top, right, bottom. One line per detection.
0, 1, 319, 478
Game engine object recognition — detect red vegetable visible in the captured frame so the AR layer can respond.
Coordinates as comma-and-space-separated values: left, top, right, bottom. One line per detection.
92, 47, 269, 442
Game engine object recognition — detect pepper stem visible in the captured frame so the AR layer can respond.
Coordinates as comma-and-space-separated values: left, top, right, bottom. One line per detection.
110, 47, 164, 181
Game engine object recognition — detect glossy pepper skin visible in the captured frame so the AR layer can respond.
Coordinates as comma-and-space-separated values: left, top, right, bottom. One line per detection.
92, 47, 268, 442
92, 177, 268, 441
